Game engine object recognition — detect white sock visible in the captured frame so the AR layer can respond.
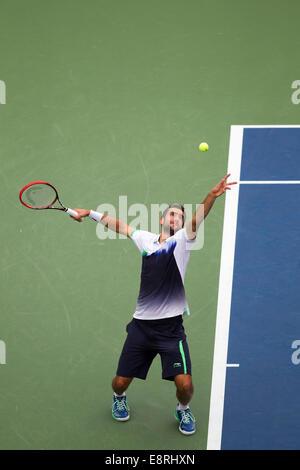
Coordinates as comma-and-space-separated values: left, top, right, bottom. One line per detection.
177, 402, 189, 411
114, 391, 126, 398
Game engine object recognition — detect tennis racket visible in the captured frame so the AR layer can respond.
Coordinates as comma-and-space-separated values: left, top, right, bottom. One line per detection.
19, 181, 78, 217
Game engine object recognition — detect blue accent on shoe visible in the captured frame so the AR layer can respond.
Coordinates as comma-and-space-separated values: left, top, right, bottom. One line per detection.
175, 407, 196, 435
112, 395, 130, 421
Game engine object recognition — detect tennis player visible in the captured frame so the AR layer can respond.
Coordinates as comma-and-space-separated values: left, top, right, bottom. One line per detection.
71, 173, 236, 435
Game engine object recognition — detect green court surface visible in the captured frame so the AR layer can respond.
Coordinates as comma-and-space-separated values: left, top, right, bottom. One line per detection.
0, 0, 299, 450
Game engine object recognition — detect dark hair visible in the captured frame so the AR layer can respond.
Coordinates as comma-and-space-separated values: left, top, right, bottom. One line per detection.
161, 203, 185, 219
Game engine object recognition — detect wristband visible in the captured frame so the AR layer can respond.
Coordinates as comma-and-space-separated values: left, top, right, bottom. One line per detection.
89, 210, 104, 223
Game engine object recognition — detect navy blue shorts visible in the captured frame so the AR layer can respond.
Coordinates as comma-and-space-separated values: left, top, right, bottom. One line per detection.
116, 315, 192, 381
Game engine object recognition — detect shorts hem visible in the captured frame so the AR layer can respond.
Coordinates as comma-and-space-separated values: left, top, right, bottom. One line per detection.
162, 372, 192, 381
116, 371, 147, 380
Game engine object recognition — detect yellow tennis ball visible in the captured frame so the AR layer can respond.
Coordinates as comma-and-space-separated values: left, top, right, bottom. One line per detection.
199, 142, 209, 152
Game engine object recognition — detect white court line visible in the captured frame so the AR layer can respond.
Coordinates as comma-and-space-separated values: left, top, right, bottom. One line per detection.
206, 124, 300, 451
233, 124, 300, 128
206, 125, 243, 450
240, 181, 300, 184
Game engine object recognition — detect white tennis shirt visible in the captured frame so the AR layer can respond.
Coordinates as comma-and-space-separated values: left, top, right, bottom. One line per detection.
130, 227, 196, 320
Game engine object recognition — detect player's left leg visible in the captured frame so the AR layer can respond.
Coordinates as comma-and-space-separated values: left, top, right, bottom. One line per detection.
158, 316, 196, 434
174, 373, 194, 405
174, 374, 196, 435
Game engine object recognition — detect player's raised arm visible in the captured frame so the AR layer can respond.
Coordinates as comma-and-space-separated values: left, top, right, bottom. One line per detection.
185, 174, 237, 240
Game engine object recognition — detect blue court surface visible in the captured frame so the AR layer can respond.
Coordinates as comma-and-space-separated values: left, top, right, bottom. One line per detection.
207, 126, 300, 450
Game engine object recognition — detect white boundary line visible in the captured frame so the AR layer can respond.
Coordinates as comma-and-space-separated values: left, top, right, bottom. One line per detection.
232, 124, 300, 128
240, 181, 300, 184
206, 125, 243, 450
206, 124, 300, 450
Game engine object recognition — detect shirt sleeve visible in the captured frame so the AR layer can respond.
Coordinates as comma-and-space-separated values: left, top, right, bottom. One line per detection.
174, 227, 197, 247
130, 229, 152, 254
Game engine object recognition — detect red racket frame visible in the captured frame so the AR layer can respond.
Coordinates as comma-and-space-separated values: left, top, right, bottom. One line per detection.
19, 181, 59, 210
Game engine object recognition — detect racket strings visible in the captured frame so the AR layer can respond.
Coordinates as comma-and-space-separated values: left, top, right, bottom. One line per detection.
21, 184, 57, 209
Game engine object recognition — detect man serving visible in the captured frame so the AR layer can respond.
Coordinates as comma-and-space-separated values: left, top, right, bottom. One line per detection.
71, 173, 237, 435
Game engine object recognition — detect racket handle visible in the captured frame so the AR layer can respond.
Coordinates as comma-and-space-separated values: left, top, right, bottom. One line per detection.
66, 208, 78, 217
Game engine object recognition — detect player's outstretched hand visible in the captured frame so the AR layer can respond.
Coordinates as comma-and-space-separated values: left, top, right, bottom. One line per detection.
210, 174, 238, 197
70, 208, 90, 222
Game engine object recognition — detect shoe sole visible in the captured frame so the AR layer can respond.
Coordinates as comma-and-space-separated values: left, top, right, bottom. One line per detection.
178, 427, 196, 435
112, 412, 130, 422
174, 411, 196, 435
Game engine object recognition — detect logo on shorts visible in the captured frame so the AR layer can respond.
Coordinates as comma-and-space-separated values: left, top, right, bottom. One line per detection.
173, 362, 181, 368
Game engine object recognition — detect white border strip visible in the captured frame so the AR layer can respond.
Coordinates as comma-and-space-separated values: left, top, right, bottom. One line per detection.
232, 125, 300, 128
206, 125, 243, 450
240, 181, 300, 184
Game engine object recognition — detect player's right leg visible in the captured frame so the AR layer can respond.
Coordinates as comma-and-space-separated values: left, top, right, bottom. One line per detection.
111, 318, 156, 422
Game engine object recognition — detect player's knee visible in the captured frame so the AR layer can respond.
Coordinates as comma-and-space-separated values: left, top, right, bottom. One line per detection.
112, 375, 132, 391
175, 375, 193, 394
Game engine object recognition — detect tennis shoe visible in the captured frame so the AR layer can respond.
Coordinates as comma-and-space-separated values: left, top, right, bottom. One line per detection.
175, 406, 196, 435
112, 394, 130, 421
